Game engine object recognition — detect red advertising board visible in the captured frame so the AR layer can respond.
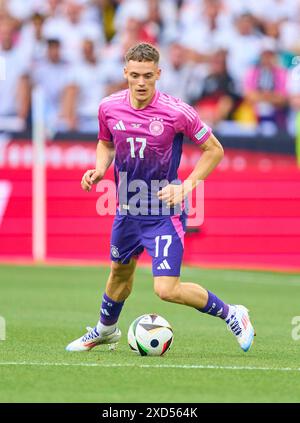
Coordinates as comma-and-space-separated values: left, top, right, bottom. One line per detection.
0, 140, 300, 271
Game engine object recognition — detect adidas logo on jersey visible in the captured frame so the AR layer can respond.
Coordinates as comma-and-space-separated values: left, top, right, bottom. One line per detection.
157, 259, 171, 270
113, 120, 126, 130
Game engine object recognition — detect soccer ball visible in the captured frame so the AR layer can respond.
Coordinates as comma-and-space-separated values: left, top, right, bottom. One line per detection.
128, 314, 173, 356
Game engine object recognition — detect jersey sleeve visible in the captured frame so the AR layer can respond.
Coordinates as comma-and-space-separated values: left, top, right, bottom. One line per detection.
97, 102, 113, 142
175, 100, 212, 145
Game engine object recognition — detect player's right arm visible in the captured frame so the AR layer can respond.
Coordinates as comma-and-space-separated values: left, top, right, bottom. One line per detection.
81, 140, 115, 192
81, 100, 114, 192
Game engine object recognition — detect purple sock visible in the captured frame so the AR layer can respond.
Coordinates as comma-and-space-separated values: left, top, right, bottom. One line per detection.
100, 293, 124, 326
198, 290, 229, 320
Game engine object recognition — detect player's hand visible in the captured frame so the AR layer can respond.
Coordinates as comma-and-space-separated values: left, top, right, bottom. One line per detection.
81, 169, 103, 192
157, 184, 185, 207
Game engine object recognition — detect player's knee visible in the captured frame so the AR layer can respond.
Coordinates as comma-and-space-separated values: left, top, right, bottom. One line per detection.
154, 276, 180, 303
154, 285, 177, 303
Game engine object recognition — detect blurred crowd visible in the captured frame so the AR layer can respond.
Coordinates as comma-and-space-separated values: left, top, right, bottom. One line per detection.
0, 0, 300, 135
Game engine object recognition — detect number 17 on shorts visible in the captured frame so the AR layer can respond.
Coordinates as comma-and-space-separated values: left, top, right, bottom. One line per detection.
151, 215, 185, 277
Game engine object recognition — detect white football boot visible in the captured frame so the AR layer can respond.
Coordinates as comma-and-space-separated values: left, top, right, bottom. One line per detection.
66, 326, 121, 352
226, 305, 255, 352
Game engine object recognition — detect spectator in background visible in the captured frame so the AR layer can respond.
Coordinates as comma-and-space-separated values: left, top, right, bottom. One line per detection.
32, 38, 72, 134
278, 16, 300, 56
287, 62, 300, 135
104, 3, 171, 96
0, 0, 299, 136
114, 0, 177, 44
19, 13, 47, 68
114, 0, 148, 29
179, 0, 227, 30
223, 0, 264, 19
122, 16, 157, 45
191, 49, 239, 127
101, 21, 143, 96
180, 0, 232, 62
93, 0, 119, 42
255, 0, 299, 26
3, 0, 38, 21
45, 0, 65, 18
145, 0, 178, 44
251, 0, 300, 59
225, 13, 262, 91
158, 42, 205, 103
139, 0, 164, 45
0, 16, 30, 129
63, 38, 107, 132
112, 2, 159, 47
114, 0, 168, 46
43, 0, 105, 64
243, 38, 288, 130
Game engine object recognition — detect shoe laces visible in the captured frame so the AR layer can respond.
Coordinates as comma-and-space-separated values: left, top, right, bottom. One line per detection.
82, 326, 99, 342
226, 314, 242, 337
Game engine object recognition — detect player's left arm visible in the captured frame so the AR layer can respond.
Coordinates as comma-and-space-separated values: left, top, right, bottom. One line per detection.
157, 133, 224, 207
183, 132, 224, 190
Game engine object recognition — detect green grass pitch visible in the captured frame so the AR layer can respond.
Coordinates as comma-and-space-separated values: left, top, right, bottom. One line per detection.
0, 263, 300, 403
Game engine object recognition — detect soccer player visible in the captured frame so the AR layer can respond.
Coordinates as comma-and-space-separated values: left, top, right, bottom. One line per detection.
66, 43, 255, 353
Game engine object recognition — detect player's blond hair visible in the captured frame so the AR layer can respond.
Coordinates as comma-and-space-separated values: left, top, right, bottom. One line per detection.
125, 43, 160, 64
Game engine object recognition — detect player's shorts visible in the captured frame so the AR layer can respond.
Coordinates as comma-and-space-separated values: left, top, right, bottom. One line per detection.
110, 211, 186, 276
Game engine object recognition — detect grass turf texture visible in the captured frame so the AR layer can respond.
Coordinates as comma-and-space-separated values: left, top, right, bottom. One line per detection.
0, 264, 300, 403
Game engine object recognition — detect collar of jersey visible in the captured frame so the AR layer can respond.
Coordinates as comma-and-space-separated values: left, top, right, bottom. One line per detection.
126, 89, 160, 111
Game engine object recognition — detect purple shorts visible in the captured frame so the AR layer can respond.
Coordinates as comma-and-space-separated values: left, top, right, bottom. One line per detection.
110, 212, 186, 276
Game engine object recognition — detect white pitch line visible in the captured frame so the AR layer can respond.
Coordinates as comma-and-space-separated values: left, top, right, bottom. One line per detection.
0, 362, 299, 373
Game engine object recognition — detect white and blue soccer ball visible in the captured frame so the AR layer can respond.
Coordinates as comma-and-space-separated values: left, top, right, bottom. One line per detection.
128, 314, 173, 356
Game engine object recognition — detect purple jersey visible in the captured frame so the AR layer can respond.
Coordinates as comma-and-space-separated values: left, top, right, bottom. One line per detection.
98, 89, 211, 216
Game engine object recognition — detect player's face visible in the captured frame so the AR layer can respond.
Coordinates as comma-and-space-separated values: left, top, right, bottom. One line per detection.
124, 60, 161, 107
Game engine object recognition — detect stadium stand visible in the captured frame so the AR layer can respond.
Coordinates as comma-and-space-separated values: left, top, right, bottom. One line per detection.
0, 0, 300, 137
